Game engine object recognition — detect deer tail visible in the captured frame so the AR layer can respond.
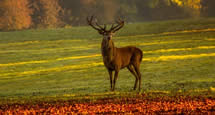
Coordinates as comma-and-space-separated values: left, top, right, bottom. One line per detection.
139, 49, 143, 62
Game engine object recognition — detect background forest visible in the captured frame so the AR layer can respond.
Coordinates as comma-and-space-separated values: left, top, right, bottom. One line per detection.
0, 0, 214, 31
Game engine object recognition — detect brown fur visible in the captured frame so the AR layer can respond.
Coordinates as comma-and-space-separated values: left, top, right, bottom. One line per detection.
101, 36, 143, 91
87, 16, 143, 91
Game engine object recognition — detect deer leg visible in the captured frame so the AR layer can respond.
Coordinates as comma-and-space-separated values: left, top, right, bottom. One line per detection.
133, 64, 141, 92
108, 70, 113, 91
127, 65, 138, 90
112, 70, 119, 91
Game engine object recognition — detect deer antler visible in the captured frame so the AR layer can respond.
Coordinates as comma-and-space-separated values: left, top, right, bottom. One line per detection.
87, 16, 106, 33
110, 18, 124, 33
87, 16, 124, 34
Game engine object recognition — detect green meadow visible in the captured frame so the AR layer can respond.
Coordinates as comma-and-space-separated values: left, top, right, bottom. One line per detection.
1, 18, 215, 102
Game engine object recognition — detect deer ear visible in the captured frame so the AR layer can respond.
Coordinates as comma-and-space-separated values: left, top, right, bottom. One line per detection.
109, 32, 115, 36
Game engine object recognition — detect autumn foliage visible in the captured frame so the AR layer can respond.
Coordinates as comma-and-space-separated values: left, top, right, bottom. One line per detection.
0, 0, 62, 30
1, 96, 215, 114
35, 0, 62, 28
0, 0, 214, 30
0, 0, 32, 31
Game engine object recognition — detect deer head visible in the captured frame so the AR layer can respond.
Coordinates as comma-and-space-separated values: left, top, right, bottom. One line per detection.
87, 16, 124, 47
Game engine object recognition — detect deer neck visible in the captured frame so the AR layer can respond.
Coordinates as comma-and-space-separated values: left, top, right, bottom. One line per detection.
101, 39, 115, 62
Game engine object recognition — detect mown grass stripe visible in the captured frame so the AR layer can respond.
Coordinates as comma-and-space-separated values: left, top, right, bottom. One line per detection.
143, 46, 215, 54
116, 28, 215, 39
0, 60, 49, 67
1, 46, 215, 67
1, 53, 215, 78
138, 40, 201, 46
56, 54, 101, 61
0, 40, 81, 47
0, 46, 93, 54
1, 28, 215, 47
143, 53, 215, 62
0, 62, 103, 78
161, 28, 215, 35
1, 38, 214, 55
0, 54, 100, 67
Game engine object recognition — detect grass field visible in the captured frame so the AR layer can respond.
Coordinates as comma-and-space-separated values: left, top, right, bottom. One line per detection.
0, 18, 215, 103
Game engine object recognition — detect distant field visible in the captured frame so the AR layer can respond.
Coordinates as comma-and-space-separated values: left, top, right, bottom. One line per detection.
0, 18, 215, 102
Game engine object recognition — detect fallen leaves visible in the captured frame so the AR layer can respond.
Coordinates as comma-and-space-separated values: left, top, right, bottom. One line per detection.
1, 96, 215, 114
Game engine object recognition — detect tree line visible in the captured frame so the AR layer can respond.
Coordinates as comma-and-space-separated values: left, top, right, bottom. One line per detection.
0, 0, 214, 31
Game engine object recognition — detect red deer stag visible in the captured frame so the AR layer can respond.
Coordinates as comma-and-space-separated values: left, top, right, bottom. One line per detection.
87, 16, 143, 91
